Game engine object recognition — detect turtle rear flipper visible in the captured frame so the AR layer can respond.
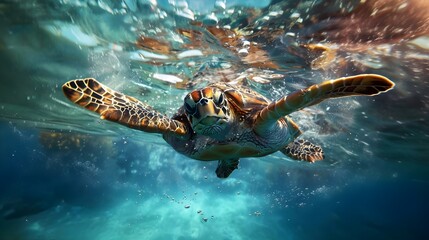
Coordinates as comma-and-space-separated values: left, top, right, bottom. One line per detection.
62, 78, 188, 136
215, 159, 239, 178
280, 139, 324, 163
254, 74, 394, 135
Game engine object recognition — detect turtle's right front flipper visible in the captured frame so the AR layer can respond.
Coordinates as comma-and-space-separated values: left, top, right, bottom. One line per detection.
253, 74, 394, 135
62, 78, 188, 136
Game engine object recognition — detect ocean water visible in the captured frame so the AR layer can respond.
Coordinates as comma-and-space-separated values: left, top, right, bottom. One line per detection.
1, 0, 429, 239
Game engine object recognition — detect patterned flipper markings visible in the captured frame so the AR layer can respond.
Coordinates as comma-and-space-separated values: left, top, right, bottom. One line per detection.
62, 78, 187, 135
254, 74, 395, 134
280, 139, 324, 163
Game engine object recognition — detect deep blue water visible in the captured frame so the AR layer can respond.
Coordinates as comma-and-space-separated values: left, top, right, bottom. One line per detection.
1, 0, 429, 239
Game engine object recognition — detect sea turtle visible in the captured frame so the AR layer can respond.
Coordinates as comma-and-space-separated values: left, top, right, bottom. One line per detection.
62, 74, 394, 178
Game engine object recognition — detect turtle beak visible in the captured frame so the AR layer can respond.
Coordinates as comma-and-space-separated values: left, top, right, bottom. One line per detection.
192, 103, 228, 126
187, 97, 231, 137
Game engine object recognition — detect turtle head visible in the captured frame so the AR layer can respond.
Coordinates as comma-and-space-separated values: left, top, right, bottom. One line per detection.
183, 87, 233, 138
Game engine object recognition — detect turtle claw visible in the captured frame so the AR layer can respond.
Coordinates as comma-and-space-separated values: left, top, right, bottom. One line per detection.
215, 159, 239, 178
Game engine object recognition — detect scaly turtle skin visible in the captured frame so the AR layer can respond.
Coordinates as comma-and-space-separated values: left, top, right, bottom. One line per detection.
62, 74, 394, 178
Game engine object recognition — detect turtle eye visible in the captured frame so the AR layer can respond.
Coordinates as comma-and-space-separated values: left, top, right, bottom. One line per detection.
184, 96, 196, 114
184, 102, 195, 113
218, 93, 224, 105
213, 91, 225, 106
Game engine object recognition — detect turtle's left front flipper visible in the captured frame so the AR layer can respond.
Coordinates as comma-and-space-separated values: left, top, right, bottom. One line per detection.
254, 74, 394, 135
62, 78, 188, 136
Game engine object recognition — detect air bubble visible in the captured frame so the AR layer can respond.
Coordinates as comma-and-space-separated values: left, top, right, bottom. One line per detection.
242, 40, 250, 48
238, 48, 248, 56
290, 12, 300, 18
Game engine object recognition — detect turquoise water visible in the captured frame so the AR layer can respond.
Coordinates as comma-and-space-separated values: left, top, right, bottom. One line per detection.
1, 0, 429, 239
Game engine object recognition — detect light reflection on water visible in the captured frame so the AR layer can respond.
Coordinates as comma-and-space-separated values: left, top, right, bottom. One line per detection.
0, 0, 429, 239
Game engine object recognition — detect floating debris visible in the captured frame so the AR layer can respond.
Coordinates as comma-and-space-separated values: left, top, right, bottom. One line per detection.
136, 36, 171, 54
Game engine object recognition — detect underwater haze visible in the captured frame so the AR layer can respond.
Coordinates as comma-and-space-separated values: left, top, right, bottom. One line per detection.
1, 0, 429, 239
